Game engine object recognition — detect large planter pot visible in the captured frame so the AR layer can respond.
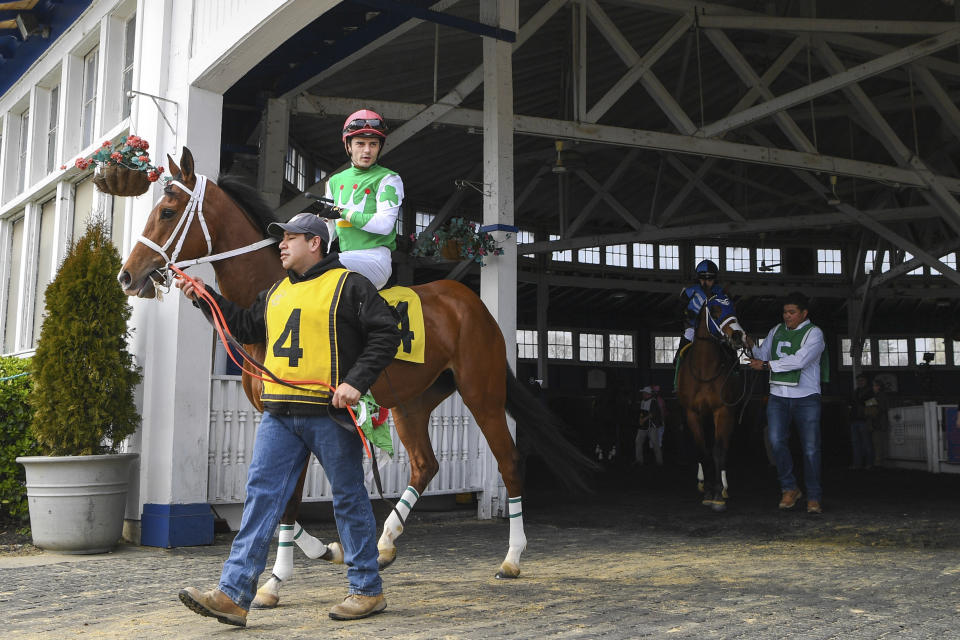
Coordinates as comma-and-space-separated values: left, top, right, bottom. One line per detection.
16, 453, 138, 554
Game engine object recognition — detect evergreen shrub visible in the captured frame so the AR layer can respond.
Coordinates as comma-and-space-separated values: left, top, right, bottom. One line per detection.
0, 356, 37, 521
29, 218, 142, 455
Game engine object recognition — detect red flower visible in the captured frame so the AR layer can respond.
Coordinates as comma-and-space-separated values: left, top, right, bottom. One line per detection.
139, 140, 149, 150
102, 140, 112, 148
59, 164, 66, 170
147, 171, 159, 182
157, 166, 165, 174
110, 152, 123, 161
139, 155, 149, 162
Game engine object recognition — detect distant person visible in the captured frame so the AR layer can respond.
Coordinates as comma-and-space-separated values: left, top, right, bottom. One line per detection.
749, 291, 828, 514
634, 386, 664, 466
866, 378, 890, 466
848, 373, 874, 469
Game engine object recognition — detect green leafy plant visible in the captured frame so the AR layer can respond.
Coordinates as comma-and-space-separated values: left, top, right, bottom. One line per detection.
0, 356, 38, 522
410, 217, 506, 265
29, 218, 142, 456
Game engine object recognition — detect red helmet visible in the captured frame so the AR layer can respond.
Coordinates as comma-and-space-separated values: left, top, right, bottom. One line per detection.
342, 109, 388, 143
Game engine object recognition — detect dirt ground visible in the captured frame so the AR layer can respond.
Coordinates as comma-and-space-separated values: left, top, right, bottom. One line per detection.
4, 464, 960, 638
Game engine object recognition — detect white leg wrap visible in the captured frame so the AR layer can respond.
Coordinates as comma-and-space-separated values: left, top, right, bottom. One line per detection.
506, 496, 527, 560
292, 522, 328, 559
721, 470, 728, 491
271, 524, 295, 582
697, 463, 704, 482
379, 486, 419, 548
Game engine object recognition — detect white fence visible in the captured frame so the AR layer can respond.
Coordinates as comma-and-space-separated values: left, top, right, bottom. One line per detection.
207, 375, 487, 504
886, 402, 960, 473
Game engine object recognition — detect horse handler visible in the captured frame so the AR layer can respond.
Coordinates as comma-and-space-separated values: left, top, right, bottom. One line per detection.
175, 211, 400, 626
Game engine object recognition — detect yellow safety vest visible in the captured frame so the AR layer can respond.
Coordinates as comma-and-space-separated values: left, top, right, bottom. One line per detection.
261, 269, 349, 407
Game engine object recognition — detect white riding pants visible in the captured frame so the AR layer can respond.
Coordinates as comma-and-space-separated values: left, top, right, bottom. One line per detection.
337, 246, 392, 290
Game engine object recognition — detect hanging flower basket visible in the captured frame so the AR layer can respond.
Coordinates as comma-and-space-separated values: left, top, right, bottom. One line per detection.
66, 135, 166, 197
410, 217, 507, 266
93, 164, 151, 197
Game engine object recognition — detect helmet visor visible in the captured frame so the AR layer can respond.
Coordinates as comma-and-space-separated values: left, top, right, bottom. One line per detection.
343, 118, 386, 135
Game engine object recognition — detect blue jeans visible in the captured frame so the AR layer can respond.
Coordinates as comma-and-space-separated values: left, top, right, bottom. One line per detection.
218, 412, 381, 609
767, 394, 822, 502
849, 420, 873, 468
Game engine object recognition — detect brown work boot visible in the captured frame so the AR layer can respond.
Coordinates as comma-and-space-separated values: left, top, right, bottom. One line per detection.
778, 488, 802, 510
329, 593, 387, 620
178, 587, 247, 627
807, 499, 823, 514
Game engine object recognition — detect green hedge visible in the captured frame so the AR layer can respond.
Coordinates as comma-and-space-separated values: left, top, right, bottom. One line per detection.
0, 356, 38, 522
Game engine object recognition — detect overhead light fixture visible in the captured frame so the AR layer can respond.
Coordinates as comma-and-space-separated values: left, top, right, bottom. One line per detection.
827, 175, 841, 205
15, 12, 48, 40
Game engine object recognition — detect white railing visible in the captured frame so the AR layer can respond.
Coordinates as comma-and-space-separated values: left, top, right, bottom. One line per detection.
207, 375, 486, 504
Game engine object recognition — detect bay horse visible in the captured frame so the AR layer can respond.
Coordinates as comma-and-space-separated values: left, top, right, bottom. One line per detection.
676, 296, 748, 512
117, 148, 593, 607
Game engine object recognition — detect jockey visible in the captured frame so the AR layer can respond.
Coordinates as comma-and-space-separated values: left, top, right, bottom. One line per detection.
675, 259, 730, 362
323, 109, 404, 290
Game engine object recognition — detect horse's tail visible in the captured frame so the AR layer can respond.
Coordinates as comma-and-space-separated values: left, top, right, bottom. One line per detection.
505, 367, 599, 494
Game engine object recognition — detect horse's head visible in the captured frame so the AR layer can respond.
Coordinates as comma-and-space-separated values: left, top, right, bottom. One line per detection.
117, 147, 213, 298
702, 296, 748, 353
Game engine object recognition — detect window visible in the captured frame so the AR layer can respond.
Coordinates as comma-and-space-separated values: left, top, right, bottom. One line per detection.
33, 199, 57, 346
658, 244, 679, 270
579, 333, 603, 362
81, 47, 99, 149
694, 245, 719, 265
46, 85, 59, 174
3, 216, 26, 353
547, 330, 573, 359
517, 229, 535, 258
17, 109, 29, 193
578, 246, 600, 265
121, 16, 136, 119
955, 341, 960, 366
914, 337, 946, 365
841, 338, 872, 367
725, 246, 750, 273
903, 252, 923, 276
757, 247, 781, 273
605, 244, 627, 267
73, 178, 96, 243
415, 211, 434, 234
877, 338, 909, 367
633, 243, 653, 269
817, 249, 842, 274
653, 335, 678, 365
864, 250, 890, 274
517, 329, 537, 359
284, 146, 307, 191
609, 333, 634, 362
932, 253, 957, 276
550, 234, 571, 262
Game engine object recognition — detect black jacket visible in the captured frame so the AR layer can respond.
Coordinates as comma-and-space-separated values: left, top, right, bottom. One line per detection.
200, 254, 401, 415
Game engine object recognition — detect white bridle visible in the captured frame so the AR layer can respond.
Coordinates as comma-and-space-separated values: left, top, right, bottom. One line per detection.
134, 174, 277, 288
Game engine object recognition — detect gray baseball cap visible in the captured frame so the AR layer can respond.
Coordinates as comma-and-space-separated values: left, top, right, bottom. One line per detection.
267, 212, 331, 246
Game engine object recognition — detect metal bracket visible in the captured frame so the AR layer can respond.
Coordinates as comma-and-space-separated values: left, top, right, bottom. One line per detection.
127, 89, 178, 136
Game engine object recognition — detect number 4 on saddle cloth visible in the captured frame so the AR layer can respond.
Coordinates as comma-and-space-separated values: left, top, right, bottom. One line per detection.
379, 286, 425, 364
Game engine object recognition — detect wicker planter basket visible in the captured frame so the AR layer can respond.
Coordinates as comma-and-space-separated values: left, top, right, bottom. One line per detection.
440, 239, 463, 261
92, 164, 151, 197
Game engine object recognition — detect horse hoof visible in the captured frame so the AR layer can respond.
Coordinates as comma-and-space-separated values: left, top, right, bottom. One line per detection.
378, 546, 397, 570
697, 482, 705, 493
495, 562, 520, 579
722, 489, 729, 499
251, 589, 279, 609
709, 500, 727, 513
321, 542, 344, 565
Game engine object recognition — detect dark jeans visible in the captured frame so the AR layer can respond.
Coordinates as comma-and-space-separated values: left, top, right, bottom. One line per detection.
767, 394, 822, 502
849, 419, 874, 468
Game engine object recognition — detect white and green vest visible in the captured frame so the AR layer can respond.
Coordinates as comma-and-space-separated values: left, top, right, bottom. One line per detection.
327, 164, 401, 251
769, 322, 830, 386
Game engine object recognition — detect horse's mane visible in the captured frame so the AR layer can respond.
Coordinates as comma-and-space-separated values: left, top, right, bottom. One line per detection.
216, 174, 278, 238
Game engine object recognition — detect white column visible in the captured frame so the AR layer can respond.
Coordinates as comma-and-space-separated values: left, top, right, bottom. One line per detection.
257, 97, 289, 208
479, 0, 518, 520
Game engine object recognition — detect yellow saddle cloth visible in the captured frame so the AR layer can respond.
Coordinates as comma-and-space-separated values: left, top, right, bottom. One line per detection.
379, 286, 425, 364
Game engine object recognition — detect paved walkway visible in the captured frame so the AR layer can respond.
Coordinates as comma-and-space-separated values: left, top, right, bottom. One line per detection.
3, 466, 960, 639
